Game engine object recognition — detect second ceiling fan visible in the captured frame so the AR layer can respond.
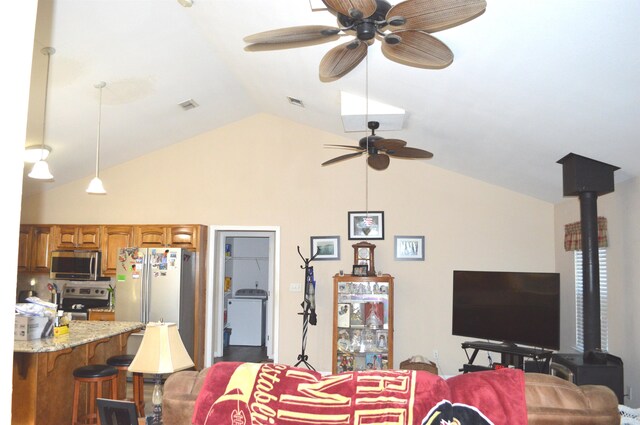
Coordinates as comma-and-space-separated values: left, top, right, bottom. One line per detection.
322, 121, 433, 170
244, 0, 487, 81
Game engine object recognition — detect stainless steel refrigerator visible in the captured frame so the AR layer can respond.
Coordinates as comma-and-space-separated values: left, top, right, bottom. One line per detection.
115, 247, 195, 359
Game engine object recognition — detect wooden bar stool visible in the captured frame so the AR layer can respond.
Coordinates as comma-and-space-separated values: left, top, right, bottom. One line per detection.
72, 364, 118, 425
106, 354, 145, 417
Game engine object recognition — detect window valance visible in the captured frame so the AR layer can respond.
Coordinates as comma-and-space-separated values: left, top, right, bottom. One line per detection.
564, 216, 608, 251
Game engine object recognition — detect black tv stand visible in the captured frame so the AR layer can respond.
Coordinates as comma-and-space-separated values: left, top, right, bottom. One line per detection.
460, 341, 553, 373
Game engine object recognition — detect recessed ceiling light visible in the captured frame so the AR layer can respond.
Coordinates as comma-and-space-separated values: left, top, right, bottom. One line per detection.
24, 145, 51, 163
177, 0, 193, 7
287, 97, 305, 108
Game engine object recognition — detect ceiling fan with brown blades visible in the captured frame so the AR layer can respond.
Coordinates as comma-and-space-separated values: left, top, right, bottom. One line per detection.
322, 121, 433, 170
244, 0, 487, 81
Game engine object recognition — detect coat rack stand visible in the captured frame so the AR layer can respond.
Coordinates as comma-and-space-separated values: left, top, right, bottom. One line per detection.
295, 245, 319, 371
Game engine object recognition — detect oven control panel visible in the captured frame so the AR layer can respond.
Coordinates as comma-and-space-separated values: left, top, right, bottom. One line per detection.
63, 285, 109, 300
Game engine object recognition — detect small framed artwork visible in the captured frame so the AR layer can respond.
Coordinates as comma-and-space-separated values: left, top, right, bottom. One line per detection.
310, 236, 340, 260
352, 264, 368, 276
394, 235, 425, 261
348, 211, 384, 240
97, 398, 139, 425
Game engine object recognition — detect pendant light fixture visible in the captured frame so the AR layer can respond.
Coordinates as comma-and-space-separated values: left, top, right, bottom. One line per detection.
28, 47, 56, 180
86, 81, 107, 194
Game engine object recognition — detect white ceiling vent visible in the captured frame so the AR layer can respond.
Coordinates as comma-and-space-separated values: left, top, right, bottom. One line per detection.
178, 99, 199, 110
287, 96, 305, 108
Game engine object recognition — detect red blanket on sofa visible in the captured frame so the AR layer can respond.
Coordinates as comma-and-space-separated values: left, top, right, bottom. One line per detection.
192, 362, 526, 425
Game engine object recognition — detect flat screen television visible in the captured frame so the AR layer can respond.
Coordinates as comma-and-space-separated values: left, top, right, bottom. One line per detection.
452, 270, 560, 350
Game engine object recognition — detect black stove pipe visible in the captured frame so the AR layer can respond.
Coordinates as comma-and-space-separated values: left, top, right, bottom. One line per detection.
557, 153, 619, 363
579, 191, 600, 352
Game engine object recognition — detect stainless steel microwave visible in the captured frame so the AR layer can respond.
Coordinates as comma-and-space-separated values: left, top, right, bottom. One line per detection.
50, 250, 102, 280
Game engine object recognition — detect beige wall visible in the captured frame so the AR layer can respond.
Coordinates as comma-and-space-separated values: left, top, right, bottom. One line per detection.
22, 113, 556, 375
555, 176, 640, 407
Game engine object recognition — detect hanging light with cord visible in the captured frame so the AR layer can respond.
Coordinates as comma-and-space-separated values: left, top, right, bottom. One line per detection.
28, 47, 56, 180
86, 81, 107, 194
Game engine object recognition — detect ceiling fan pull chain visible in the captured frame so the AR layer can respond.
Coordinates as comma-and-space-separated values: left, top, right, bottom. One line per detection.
365, 52, 369, 215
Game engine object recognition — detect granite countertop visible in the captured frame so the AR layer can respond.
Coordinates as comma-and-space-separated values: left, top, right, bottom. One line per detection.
14, 320, 143, 353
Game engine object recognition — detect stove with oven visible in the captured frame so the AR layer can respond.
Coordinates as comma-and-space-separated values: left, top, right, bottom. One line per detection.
61, 283, 111, 320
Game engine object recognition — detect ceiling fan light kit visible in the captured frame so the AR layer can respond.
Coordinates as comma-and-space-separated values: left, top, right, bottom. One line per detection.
28, 47, 56, 181
87, 81, 107, 195
244, 0, 487, 80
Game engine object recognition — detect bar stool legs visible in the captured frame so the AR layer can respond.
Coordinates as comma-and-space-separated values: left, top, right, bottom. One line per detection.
132, 372, 145, 417
107, 355, 145, 417
72, 364, 118, 425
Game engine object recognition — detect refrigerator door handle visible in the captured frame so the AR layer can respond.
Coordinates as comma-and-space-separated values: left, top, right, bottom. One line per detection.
144, 255, 150, 323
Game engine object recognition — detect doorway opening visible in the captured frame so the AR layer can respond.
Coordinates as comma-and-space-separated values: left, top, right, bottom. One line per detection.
205, 226, 279, 366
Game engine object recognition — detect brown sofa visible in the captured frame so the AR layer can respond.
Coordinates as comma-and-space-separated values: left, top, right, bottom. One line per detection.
163, 367, 620, 425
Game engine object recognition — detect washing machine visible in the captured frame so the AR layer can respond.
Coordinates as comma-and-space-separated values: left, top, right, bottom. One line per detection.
226, 289, 267, 346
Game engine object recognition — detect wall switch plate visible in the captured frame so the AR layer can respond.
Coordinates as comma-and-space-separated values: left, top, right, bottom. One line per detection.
290, 283, 302, 292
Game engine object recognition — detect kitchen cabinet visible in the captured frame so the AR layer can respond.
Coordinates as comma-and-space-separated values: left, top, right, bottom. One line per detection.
13, 321, 142, 425
133, 224, 200, 250
17, 226, 31, 272
134, 225, 167, 247
100, 225, 134, 276
168, 225, 199, 250
88, 309, 115, 321
17, 225, 53, 273
53, 225, 101, 250
332, 274, 394, 374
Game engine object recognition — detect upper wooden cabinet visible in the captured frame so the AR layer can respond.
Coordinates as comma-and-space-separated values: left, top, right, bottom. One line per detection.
17, 226, 31, 273
168, 225, 199, 250
100, 226, 134, 276
134, 225, 200, 250
18, 225, 53, 273
54, 225, 101, 250
18, 224, 205, 275
31, 226, 54, 273
134, 226, 168, 248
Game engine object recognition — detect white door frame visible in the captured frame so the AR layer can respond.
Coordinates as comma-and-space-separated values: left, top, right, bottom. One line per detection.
204, 225, 280, 366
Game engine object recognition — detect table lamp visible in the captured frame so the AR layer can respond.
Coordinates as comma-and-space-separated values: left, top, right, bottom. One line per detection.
128, 321, 194, 424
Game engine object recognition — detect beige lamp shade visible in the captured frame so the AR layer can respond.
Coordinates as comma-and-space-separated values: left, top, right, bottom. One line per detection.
128, 322, 194, 374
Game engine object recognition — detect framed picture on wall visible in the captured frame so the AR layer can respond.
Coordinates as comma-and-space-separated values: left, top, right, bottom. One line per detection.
310, 236, 340, 260
394, 236, 425, 261
348, 211, 384, 240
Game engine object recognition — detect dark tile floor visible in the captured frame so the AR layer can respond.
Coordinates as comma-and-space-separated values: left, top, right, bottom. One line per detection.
214, 345, 270, 363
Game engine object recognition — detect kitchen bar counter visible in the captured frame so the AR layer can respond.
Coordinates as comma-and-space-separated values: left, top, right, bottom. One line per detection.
14, 320, 142, 353
12, 320, 143, 425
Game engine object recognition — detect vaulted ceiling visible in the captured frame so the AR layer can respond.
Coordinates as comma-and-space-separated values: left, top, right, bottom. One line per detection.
22, 0, 640, 202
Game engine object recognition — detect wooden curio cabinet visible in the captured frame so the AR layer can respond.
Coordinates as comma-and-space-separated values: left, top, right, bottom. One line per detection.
332, 274, 394, 374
